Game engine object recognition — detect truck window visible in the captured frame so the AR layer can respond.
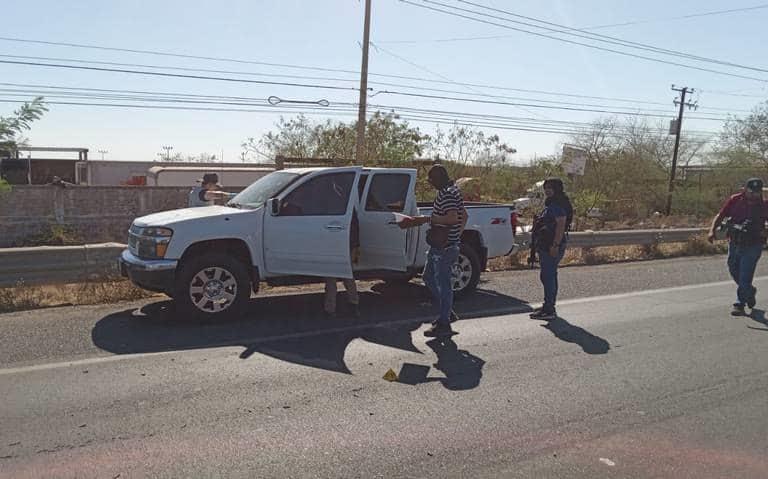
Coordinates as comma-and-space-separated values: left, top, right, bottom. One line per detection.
365, 174, 410, 212
280, 172, 355, 216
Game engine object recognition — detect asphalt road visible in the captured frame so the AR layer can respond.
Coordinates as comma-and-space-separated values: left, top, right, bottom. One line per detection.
1, 254, 767, 478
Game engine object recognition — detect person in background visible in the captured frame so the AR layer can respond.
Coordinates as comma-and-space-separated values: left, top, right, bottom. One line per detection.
707, 177, 768, 316
323, 210, 361, 319
529, 177, 573, 321
188, 173, 234, 207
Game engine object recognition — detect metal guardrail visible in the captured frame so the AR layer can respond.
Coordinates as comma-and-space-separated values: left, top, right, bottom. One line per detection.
0, 243, 125, 287
0, 229, 709, 288
516, 228, 707, 248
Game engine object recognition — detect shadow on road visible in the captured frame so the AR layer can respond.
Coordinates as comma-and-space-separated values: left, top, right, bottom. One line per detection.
748, 308, 768, 331
91, 282, 530, 374
540, 317, 611, 354
396, 338, 486, 390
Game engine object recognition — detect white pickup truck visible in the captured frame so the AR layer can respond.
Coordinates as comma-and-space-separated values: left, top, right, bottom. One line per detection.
120, 167, 517, 319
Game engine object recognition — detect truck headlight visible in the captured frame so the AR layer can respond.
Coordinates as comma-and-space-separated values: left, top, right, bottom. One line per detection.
129, 226, 173, 259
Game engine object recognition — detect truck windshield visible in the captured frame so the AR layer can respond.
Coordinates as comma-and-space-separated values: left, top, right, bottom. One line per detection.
228, 171, 299, 209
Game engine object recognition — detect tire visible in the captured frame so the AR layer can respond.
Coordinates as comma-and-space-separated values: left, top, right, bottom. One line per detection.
453, 243, 481, 297
173, 253, 251, 321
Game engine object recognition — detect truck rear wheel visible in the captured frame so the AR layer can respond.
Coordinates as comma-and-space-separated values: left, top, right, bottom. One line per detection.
173, 253, 251, 320
453, 243, 481, 297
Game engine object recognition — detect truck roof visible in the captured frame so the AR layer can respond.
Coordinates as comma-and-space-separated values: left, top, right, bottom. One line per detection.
280, 166, 417, 175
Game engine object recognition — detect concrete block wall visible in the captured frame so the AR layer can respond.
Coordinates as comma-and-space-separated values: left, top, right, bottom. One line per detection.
0, 186, 191, 247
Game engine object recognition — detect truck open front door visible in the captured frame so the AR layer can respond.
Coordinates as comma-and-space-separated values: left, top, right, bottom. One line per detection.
356, 170, 415, 272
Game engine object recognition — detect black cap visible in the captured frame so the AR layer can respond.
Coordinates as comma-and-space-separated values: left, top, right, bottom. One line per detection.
746, 177, 763, 193
200, 173, 219, 185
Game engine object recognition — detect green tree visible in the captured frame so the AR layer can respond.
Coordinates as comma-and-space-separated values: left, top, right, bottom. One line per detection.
717, 101, 768, 169
0, 97, 47, 151
425, 123, 516, 165
242, 111, 428, 164
567, 117, 709, 218
0, 97, 47, 190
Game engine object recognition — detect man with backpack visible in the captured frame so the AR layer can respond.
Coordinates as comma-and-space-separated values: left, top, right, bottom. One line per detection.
707, 178, 768, 316
529, 177, 573, 321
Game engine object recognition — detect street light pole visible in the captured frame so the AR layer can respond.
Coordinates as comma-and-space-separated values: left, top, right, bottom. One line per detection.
98, 149, 108, 161
355, 0, 372, 165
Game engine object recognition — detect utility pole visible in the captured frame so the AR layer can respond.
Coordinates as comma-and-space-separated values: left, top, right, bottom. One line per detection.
98, 149, 108, 161
664, 85, 697, 216
355, 0, 372, 165
161, 145, 174, 162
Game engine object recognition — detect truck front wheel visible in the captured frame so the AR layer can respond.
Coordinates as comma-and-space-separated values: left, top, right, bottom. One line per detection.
173, 253, 251, 320
453, 243, 481, 297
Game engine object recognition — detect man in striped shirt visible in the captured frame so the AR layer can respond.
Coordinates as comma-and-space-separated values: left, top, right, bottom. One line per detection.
410, 165, 467, 337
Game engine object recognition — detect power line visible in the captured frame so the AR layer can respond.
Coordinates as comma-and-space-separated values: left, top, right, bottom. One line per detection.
2, 79, 731, 120
375, 89, 729, 120
452, 0, 768, 73
0, 85, 720, 135
378, 4, 768, 41
0, 53, 363, 85
0, 36, 365, 77
0, 59, 361, 92
0, 35, 755, 110
5, 57, 749, 116
0, 72, 731, 120
369, 41, 548, 118
583, 4, 768, 30
2, 53, 685, 110
0, 97, 718, 141
399, 0, 768, 83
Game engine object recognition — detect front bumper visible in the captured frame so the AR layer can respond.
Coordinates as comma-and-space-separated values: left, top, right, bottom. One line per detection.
119, 249, 177, 293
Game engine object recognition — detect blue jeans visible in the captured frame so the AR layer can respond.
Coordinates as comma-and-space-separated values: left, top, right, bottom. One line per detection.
727, 242, 762, 306
538, 244, 566, 310
423, 244, 460, 325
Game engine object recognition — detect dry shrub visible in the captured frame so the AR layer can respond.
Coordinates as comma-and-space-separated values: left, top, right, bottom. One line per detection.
488, 237, 726, 273
0, 281, 53, 313
60, 280, 156, 305
0, 280, 157, 314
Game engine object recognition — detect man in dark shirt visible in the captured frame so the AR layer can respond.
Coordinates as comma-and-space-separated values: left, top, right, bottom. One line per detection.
188, 173, 234, 207
408, 165, 467, 337
708, 178, 768, 315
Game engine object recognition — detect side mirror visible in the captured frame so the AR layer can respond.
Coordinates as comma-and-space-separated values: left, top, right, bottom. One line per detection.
269, 198, 280, 216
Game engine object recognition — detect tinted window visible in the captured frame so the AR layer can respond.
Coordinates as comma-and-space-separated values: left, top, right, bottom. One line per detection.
280, 172, 355, 216
365, 174, 410, 212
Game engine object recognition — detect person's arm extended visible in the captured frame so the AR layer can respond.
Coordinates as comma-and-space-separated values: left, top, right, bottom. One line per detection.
203, 190, 234, 201
408, 208, 462, 227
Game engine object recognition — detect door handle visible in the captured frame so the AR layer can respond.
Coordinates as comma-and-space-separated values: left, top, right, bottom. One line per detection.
325, 224, 345, 230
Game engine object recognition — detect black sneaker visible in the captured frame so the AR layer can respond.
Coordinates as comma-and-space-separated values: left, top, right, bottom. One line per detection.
529, 307, 544, 318
731, 304, 746, 316
424, 323, 456, 338
748, 287, 757, 309
530, 308, 557, 320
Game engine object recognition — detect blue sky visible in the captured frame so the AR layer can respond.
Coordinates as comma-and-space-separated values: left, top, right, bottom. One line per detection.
1, 0, 767, 163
